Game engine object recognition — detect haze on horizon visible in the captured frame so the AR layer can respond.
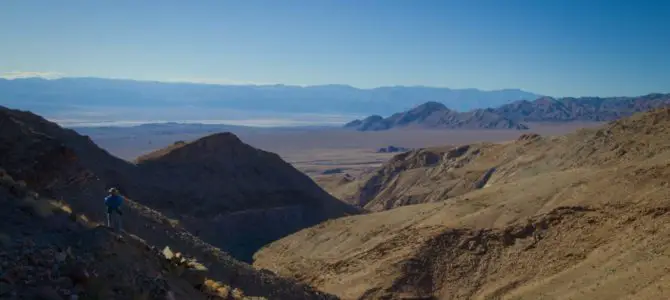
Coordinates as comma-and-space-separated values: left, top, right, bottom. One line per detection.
2, 0, 669, 98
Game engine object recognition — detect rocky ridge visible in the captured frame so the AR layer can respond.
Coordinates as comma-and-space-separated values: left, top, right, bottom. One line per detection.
493, 93, 670, 122
345, 93, 670, 131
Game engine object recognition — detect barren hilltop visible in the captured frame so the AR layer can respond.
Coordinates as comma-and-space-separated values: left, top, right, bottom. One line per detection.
134, 131, 360, 262
255, 107, 670, 299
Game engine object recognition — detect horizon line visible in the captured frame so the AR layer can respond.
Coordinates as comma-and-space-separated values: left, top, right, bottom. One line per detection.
0, 73, 539, 94
3, 73, 669, 99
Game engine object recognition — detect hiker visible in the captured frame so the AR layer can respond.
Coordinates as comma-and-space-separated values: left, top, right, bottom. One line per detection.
104, 188, 124, 231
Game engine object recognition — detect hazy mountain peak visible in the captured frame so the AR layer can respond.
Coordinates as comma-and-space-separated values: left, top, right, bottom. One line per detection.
193, 131, 243, 146
363, 115, 384, 122
409, 101, 449, 113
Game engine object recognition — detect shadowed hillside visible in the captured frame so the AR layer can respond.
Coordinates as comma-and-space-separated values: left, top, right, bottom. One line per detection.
134, 132, 360, 261
0, 106, 341, 299
255, 107, 670, 299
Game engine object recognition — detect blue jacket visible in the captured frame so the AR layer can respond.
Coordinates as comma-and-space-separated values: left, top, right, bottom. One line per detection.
104, 195, 124, 210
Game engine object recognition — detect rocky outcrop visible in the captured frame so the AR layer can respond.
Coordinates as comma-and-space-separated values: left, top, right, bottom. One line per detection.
354, 144, 488, 211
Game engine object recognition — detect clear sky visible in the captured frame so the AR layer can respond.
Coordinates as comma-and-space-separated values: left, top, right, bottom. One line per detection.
1, 0, 668, 97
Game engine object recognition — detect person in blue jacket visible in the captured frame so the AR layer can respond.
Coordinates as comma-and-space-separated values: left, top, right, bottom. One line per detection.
104, 187, 124, 231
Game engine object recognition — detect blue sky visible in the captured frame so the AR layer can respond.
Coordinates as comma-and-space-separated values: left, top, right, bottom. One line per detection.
1, 0, 668, 97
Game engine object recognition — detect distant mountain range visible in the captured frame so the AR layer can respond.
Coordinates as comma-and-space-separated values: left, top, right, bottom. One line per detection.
344, 93, 670, 131
0, 77, 540, 119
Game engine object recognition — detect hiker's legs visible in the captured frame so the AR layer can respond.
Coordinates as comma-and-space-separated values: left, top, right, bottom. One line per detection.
115, 212, 122, 231
107, 210, 121, 231
106, 212, 113, 227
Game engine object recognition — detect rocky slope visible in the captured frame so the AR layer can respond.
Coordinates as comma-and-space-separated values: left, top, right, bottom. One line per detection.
346, 93, 670, 131
349, 143, 497, 211
255, 107, 670, 299
345, 101, 528, 131
0, 106, 341, 299
0, 170, 215, 299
